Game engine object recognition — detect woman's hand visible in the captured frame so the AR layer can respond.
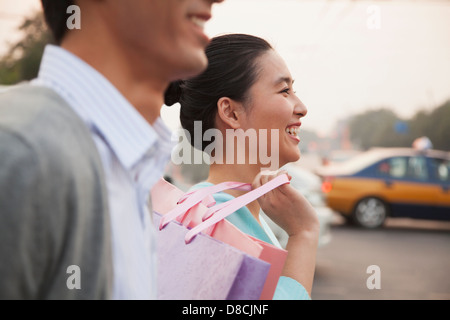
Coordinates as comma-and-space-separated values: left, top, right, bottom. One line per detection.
253, 169, 320, 296
252, 169, 320, 237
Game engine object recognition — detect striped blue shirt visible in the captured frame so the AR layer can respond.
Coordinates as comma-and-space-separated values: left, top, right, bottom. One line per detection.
32, 45, 174, 299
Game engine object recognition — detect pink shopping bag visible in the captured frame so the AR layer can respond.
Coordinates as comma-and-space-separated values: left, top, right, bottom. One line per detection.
153, 212, 270, 299
151, 174, 290, 299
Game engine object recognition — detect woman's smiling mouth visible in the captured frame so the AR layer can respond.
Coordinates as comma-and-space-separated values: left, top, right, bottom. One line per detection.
285, 125, 301, 142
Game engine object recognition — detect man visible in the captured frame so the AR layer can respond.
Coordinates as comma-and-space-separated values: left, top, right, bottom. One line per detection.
0, 0, 222, 299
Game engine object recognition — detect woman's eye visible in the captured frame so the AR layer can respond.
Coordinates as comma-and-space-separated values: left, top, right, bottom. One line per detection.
280, 88, 290, 94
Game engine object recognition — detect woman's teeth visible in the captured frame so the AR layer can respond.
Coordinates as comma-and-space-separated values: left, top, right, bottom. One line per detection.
190, 16, 206, 29
286, 127, 299, 136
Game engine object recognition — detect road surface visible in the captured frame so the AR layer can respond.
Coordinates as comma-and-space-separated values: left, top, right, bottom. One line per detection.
312, 214, 450, 300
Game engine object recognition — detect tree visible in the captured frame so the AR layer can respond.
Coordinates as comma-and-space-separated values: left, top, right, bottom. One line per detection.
0, 11, 52, 85
409, 101, 450, 151
348, 102, 450, 151
348, 108, 408, 150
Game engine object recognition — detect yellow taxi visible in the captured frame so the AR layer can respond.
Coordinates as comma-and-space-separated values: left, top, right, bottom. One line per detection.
316, 148, 450, 228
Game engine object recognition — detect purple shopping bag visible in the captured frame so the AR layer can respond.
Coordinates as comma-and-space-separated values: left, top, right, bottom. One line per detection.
154, 212, 270, 300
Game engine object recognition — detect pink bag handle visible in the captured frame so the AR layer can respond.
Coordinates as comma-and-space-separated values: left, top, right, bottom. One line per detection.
178, 182, 252, 204
185, 174, 290, 243
159, 181, 252, 230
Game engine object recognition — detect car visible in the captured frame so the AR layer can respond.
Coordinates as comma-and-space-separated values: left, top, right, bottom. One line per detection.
316, 147, 450, 228
322, 149, 362, 166
0, 85, 11, 93
261, 162, 334, 248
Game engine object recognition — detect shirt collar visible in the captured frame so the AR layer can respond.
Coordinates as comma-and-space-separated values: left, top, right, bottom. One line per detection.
36, 44, 173, 171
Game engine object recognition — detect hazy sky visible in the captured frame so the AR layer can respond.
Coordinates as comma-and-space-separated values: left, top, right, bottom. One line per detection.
1, 0, 450, 135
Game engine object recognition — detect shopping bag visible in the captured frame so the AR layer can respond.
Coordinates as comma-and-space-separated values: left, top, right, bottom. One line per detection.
151, 174, 290, 299
154, 212, 270, 299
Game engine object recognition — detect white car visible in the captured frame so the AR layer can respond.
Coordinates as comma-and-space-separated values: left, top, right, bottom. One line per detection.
261, 163, 334, 248
0, 85, 11, 93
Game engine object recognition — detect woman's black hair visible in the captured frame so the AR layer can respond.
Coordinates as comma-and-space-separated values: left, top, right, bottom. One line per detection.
164, 34, 273, 151
41, 0, 74, 44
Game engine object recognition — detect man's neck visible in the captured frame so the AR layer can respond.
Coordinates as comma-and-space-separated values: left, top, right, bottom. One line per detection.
61, 28, 166, 125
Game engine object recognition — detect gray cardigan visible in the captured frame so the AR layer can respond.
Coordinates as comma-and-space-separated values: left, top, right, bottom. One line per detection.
0, 84, 112, 299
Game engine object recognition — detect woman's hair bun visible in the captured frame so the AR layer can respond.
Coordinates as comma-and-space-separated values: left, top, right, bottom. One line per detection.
164, 80, 184, 106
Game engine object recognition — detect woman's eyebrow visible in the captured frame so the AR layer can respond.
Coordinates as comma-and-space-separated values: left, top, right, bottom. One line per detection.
274, 76, 294, 86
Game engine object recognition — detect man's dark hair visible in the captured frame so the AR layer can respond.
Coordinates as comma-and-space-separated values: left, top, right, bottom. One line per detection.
41, 0, 74, 44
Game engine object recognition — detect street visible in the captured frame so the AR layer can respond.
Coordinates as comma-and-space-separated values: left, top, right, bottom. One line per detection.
311, 214, 450, 300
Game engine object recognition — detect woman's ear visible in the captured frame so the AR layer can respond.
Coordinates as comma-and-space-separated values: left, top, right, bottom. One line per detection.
216, 97, 245, 129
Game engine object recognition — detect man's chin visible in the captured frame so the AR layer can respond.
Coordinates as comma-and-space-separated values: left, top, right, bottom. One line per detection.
172, 51, 208, 80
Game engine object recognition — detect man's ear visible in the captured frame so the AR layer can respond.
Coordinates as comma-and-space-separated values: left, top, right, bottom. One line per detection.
216, 97, 245, 129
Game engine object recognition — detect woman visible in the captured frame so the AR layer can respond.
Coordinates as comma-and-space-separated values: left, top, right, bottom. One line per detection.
165, 34, 319, 300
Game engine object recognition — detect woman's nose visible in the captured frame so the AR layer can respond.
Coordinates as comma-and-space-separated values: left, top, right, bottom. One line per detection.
294, 96, 307, 118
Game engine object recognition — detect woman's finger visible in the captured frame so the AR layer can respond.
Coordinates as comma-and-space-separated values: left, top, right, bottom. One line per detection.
252, 171, 265, 189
